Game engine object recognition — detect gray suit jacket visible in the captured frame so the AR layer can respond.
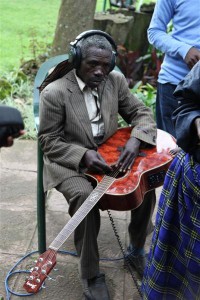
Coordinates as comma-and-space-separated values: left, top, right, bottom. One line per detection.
38, 70, 156, 191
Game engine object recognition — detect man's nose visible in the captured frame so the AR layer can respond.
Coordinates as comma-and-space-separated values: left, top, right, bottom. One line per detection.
94, 67, 104, 76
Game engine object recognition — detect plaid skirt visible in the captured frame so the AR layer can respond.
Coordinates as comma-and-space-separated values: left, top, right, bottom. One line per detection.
142, 151, 200, 300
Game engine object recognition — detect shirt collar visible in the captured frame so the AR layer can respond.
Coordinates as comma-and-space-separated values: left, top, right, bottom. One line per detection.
74, 70, 86, 92
74, 70, 98, 96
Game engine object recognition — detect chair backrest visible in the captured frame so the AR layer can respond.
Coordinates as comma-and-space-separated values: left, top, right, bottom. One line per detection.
33, 54, 69, 131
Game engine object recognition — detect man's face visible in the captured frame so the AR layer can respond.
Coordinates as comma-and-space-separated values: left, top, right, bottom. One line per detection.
77, 46, 113, 89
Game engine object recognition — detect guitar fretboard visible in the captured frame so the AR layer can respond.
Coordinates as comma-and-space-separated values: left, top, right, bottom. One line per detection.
49, 175, 116, 251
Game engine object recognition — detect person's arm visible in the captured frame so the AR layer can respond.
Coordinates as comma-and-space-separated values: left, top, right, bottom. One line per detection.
194, 118, 200, 142
148, 0, 193, 61
113, 72, 157, 171
173, 62, 200, 152
116, 72, 157, 147
1, 130, 25, 147
38, 88, 88, 172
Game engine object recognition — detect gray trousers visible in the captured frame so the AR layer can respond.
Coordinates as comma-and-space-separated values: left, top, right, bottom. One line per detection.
56, 174, 156, 279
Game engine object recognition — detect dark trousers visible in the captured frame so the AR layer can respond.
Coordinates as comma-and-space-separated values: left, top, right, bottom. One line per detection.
128, 190, 156, 249
56, 175, 156, 279
156, 82, 178, 138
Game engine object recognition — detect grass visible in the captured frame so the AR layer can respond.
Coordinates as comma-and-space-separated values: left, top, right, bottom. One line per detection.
0, 0, 154, 72
0, 0, 109, 72
0, 0, 60, 72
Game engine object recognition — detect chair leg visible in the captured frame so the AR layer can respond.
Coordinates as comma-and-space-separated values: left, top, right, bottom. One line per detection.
37, 141, 46, 253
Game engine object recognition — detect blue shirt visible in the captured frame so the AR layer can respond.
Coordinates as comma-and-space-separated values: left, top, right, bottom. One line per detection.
148, 0, 200, 85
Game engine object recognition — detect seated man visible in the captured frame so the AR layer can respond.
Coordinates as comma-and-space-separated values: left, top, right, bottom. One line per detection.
38, 30, 157, 300
142, 61, 200, 299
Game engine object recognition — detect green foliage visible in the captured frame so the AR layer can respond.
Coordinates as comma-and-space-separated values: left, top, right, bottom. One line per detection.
0, 71, 36, 140
0, 79, 12, 100
118, 81, 156, 128
131, 81, 156, 118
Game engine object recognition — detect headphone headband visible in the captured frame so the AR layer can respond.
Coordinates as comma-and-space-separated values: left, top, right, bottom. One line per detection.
70, 30, 118, 55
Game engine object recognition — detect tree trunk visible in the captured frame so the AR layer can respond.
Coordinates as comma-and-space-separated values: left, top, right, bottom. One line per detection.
51, 0, 97, 56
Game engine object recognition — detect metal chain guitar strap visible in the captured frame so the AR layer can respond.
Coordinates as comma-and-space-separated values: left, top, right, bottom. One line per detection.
107, 209, 142, 299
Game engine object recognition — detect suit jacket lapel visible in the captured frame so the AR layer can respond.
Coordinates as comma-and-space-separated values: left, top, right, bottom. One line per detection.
65, 71, 94, 144
98, 79, 113, 139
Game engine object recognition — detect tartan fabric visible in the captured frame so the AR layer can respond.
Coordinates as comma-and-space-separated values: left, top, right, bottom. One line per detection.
142, 151, 200, 300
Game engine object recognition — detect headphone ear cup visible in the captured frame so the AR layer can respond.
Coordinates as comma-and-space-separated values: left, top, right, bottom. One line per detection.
68, 45, 82, 69
74, 46, 82, 69
109, 51, 116, 72
68, 45, 76, 64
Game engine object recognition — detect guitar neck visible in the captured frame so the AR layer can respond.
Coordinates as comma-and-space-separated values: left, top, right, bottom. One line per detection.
49, 175, 115, 251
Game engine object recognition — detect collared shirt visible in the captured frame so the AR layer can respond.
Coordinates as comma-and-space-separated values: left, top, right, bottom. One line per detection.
75, 72, 105, 139
148, 0, 200, 85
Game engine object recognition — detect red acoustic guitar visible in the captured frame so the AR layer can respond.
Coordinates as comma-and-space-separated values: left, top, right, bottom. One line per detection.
23, 127, 177, 294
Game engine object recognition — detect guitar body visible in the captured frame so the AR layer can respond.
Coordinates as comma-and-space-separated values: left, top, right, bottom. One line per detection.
87, 127, 177, 211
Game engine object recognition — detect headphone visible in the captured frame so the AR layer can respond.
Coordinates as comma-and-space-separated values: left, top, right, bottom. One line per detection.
68, 30, 118, 71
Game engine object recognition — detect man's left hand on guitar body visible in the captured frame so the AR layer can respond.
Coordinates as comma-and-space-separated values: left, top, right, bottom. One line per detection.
116, 137, 141, 172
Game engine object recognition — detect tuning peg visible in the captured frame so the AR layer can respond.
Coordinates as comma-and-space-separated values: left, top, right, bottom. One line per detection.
47, 275, 56, 281
39, 258, 44, 262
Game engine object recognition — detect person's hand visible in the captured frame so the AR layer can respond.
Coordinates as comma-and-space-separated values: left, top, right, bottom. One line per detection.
82, 149, 112, 173
2, 129, 25, 148
116, 137, 141, 172
194, 117, 200, 144
185, 47, 200, 70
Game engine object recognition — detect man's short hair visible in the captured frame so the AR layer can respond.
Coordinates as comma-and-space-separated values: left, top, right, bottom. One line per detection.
77, 34, 113, 59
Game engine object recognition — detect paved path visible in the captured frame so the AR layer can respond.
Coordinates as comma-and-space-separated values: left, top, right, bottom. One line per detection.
0, 140, 161, 300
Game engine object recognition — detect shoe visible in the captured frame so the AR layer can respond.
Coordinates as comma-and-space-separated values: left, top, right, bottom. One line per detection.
125, 245, 147, 278
81, 273, 110, 300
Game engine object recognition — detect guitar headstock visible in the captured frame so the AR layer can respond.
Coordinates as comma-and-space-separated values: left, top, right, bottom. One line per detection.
23, 249, 57, 293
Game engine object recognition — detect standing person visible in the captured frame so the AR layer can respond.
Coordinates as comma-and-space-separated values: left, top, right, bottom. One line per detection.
142, 61, 200, 299
147, 0, 200, 137
38, 30, 157, 299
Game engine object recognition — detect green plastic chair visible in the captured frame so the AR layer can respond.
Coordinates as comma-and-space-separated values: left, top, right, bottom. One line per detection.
34, 54, 68, 253
34, 55, 121, 253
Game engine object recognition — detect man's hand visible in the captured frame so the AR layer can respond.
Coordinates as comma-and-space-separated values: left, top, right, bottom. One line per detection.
185, 47, 200, 70
116, 137, 141, 172
194, 117, 200, 144
1, 129, 25, 148
82, 149, 112, 173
